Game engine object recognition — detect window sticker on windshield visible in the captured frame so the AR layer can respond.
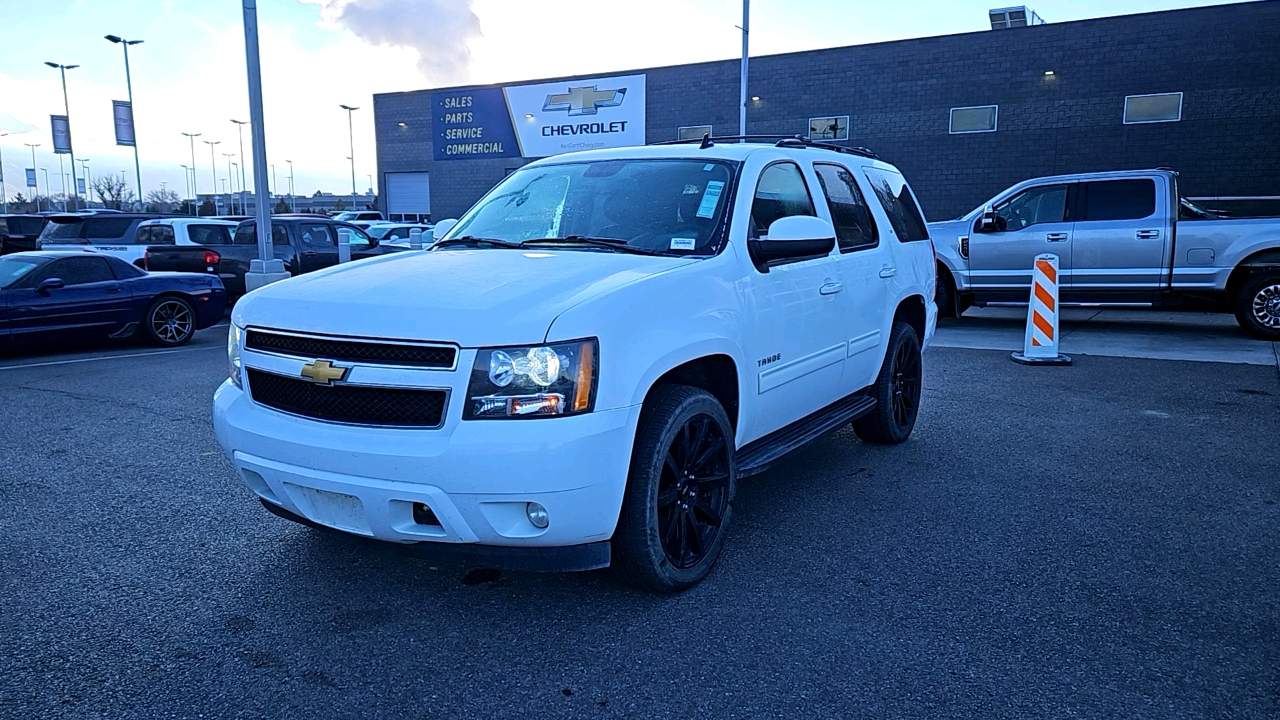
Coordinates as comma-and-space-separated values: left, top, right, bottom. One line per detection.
696, 181, 725, 219
703, 164, 715, 171
670, 237, 697, 251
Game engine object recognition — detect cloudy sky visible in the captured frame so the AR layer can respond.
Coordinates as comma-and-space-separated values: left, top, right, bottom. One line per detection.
0, 0, 1236, 204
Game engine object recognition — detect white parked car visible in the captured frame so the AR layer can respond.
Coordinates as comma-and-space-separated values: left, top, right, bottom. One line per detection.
215, 139, 937, 592
39, 217, 237, 268
368, 222, 434, 249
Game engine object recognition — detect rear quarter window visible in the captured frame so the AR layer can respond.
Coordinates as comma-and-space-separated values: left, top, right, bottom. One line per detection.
189, 225, 233, 245
863, 168, 930, 242
82, 217, 138, 242
42, 219, 86, 241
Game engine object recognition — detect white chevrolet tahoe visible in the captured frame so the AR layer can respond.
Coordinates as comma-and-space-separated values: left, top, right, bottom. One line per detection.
215, 138, 937, 592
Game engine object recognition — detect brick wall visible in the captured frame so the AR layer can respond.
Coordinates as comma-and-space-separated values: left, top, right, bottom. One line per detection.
374, 1, 1280, 221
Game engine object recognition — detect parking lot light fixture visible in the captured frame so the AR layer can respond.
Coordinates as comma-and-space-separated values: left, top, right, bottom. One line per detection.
339, 104, 358, 211
231, 119, 250, 215
182, 132, 201, 213
25, 143, 41, 211
203, 139, 220, 214
105, 35, 144, 209
286, 159, 295, 212
45, 62, 81, 206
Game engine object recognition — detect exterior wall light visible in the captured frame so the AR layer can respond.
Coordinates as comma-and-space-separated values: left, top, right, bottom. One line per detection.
1044, 71, 1055, 76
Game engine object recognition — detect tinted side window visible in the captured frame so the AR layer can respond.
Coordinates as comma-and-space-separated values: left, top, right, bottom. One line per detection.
189, 225, 233, 245
136, 226, 153, 245
863, 168, 930, 242
299, 224, 335, 247
1079, 179, 1156, 221
82, 217, 136, 240
992, 184, 1069, 231
337, 226, 371, 250
234, 223, 289, 245
48, 257, 115, 285
150, 225, 176, 245
750, 163, 815, 238
814, 163, 879, 252
107, 256, 145, 279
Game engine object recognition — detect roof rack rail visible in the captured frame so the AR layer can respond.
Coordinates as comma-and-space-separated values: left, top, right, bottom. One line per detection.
653, 133, 877, 159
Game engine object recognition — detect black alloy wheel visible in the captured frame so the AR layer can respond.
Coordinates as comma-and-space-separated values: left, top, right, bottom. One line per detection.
611, 386, 736, 593
145, 297, 196, 347
656, 414, 732, 570
852, 321, 923, 445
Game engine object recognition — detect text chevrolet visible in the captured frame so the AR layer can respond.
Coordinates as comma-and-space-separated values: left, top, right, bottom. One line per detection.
215, 139, 937, 592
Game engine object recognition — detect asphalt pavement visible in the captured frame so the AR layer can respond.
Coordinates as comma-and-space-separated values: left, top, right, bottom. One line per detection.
2, 328, 1278, 719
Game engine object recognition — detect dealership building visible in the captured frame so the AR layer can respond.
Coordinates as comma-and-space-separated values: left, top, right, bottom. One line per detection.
373, 1, 1280, 223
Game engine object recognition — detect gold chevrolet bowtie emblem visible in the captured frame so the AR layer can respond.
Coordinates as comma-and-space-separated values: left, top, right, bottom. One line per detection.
543, 85, 626, 116
300, 359, 348, 386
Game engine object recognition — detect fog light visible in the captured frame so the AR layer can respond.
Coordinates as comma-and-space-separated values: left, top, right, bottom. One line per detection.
525, 502, 549, 529
412, 502, 441, 526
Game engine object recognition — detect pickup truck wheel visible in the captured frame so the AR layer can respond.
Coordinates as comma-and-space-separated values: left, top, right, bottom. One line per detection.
143, 296, 196, 347
852, 322, 922, 445
1234, 272, 1280, 340
610, 386, 735, 593
935, 269, 957, 318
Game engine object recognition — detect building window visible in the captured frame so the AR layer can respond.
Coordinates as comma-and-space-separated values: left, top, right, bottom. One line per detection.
678, 125, 713, 141
808, 116, 849, 141
1123, 93, 1182, 124
949, 105, 998, 134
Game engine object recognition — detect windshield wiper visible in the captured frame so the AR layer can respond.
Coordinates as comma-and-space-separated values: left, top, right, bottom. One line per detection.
522, 236, 663, 256
432, 235, 526, 250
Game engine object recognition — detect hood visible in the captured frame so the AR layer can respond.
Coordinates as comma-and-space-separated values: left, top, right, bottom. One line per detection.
233, 248, 698, 346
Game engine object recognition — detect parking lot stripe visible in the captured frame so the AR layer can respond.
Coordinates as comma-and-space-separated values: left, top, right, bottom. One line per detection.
0, 346, 221, 371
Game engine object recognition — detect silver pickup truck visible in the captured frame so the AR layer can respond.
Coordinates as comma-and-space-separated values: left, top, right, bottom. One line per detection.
929, 170, 1280, 339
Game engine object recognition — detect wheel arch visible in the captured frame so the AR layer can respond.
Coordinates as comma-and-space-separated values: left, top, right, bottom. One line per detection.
894, 294, 927, 342
1226, 248, 1280, 299
637, 353, 740, 433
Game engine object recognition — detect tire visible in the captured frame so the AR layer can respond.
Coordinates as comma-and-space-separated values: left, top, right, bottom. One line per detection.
143, 295, 197, 347
610, 386, 736, 593
852, 321, 923, 445
1233, 271, 1280, 341
935, 267, 958, 318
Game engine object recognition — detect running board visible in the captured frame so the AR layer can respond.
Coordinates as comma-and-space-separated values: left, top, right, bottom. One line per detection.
736, 393, 877, 478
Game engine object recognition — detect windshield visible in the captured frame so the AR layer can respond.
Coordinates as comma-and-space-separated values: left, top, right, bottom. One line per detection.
0, 256, 47, 289
446, 159, 737, 256
334, 212, 358, 221
367, 225, 395, 240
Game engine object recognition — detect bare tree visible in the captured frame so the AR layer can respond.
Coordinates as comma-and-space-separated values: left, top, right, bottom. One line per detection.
145, 188, 181, 213
93, 175, 137, 210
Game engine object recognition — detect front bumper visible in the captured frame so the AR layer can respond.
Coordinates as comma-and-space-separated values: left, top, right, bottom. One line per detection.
213, 380, 640, 563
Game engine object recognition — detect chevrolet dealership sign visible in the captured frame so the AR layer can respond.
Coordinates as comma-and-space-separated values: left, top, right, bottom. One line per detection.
432, 73, 646, 161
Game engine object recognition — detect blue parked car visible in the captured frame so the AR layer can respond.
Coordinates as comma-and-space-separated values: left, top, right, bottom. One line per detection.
0, 251, 227, 352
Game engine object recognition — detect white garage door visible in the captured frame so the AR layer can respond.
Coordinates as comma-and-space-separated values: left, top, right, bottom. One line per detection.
385, 171, 430, 222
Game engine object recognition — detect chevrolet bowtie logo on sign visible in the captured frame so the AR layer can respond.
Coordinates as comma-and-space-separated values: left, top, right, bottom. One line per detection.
300, 360, 349, 386
543, 85, 626, 116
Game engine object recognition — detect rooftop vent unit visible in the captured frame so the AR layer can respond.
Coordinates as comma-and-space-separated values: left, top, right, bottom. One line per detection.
989, 6, 1045, 29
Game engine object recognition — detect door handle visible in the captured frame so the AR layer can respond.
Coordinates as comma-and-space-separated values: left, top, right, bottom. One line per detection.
105, 286, 122, 293
819, 282, 844, 295
878, 267, 897, 278
303, 251, 317, 257
1136, 230, 1161, 239
1046, 233, 1069, 242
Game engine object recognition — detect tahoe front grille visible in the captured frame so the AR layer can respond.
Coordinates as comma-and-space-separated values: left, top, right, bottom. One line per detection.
247, 369, 447, 428
246, 329, 456, 369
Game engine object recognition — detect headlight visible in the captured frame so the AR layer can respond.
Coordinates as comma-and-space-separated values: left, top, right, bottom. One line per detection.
228, 324, 244, 389
464, 339, 597, 419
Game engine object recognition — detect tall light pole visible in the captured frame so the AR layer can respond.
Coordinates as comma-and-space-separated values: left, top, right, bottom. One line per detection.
242, 0, 282, 289
57, 154, 67, 210
25, 143, 41, 211
223, 153, 237, 213
339, 104, 358, 210
80, 158, 90, 204
203, 139, 220, 214
231, 119, 250, 217
270, 163, 277, 209
286, 159, 295, 212
104, 35, 144, 208
0, 131, 8, 211
182, 132, 200, 215
180, 164, 190, 212
44, 62, 81, 207
41, 169, 51, 210
739, 0, 749, 137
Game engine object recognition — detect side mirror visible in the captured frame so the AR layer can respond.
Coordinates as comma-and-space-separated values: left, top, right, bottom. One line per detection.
431, 218, 458, 243
976, 206, 1005, 233
748, 216, 837, 272
37, 277, 65, 294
